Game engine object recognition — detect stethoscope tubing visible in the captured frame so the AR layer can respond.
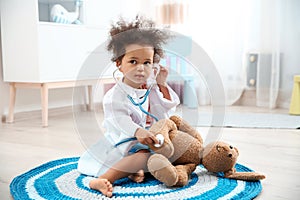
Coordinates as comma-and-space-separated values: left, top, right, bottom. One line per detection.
113, 68, 159, 122
111, 67, 163, 148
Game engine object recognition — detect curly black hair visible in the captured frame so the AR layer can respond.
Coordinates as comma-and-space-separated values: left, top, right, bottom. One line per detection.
107, 15, 171, 63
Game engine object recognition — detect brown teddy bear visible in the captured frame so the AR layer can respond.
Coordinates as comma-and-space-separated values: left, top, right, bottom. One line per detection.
147, 115, 265, 187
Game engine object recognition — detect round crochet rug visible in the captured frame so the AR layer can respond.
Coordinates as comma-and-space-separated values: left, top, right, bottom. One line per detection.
10, 157, 262, 200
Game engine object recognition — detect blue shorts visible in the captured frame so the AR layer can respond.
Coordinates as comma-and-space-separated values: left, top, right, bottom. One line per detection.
128, 143, 153, 154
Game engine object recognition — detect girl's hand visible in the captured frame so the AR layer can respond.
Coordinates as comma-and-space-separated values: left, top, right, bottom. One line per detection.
135, 128, 159, 145
155, 65, 171, 100
156, 65, 168, 86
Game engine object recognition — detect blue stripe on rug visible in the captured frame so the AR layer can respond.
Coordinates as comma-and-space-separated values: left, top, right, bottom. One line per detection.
34, 163, 78, 200
190, 178, 238, 200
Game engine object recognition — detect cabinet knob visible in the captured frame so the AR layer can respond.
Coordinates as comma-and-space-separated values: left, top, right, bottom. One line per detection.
249, 79, 256, 86
249, 55, 256, 63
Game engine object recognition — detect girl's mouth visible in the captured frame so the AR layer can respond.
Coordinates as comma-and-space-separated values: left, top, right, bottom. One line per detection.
135, 74, 145, 78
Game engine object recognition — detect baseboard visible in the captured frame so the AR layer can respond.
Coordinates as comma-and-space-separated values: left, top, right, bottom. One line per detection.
1, 106, 68, 124
1, 103, 103, 124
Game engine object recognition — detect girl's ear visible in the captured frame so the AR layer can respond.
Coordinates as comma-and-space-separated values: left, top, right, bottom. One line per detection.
116, 60, 122, 70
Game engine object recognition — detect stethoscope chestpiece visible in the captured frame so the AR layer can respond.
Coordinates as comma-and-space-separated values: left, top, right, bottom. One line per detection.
154, 134, 164, 148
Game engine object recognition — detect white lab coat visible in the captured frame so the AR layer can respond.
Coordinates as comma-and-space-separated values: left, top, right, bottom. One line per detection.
77, 81, 180, 177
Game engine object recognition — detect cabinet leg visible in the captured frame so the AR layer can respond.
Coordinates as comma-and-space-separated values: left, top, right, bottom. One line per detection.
41, 83, 49, 127
7, 83, 16, 123
87, 85, 93, 111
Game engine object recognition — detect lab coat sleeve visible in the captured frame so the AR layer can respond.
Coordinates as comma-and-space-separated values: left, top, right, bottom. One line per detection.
149, 84, 180, 119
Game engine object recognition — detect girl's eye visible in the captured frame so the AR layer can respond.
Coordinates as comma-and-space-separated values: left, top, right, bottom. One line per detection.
129, 60, 137, 65
144, 62, 152, 68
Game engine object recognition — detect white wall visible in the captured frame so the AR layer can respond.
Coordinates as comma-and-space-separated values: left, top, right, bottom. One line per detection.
277, 0, 300, 107
85, 0, 140, 28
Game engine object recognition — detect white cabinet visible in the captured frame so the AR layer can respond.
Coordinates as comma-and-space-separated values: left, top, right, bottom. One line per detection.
0, 0, 112, 126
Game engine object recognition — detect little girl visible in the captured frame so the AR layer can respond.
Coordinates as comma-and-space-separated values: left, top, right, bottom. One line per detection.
77, 16, 180, 197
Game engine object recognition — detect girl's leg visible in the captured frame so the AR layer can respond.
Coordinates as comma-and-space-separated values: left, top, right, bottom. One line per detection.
89, 150, 150, 197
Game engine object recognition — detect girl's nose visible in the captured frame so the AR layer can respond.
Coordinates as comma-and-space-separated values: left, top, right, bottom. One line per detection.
137, 64, 144, 71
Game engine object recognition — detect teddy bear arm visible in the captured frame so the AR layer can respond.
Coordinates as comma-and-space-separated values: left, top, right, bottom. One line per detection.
169, 116, 203, 144
149, 119, 176, 137
148, 119, 176, 158
224, 170, 266, 181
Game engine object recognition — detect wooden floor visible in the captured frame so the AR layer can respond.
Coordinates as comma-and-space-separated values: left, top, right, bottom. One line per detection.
0, 106, 299, 199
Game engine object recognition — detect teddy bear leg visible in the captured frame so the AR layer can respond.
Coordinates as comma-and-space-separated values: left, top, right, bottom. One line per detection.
173, 164, 197, 187
147, 154, 178, 187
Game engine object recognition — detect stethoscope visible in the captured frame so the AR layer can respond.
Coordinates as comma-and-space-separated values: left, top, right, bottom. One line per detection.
112, 64, 164, 148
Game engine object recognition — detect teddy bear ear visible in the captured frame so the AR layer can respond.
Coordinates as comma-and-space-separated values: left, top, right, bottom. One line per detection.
216, 144, 222, 152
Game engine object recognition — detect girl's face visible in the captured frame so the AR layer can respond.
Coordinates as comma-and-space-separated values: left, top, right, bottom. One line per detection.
117, 44, 154, 88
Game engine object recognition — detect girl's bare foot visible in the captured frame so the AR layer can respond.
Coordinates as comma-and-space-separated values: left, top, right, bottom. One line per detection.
128, 169, 145, 183
89, 178, 113, 197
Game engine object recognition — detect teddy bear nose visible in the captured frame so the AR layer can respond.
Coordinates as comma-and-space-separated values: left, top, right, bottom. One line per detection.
228, 153, 232, 158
